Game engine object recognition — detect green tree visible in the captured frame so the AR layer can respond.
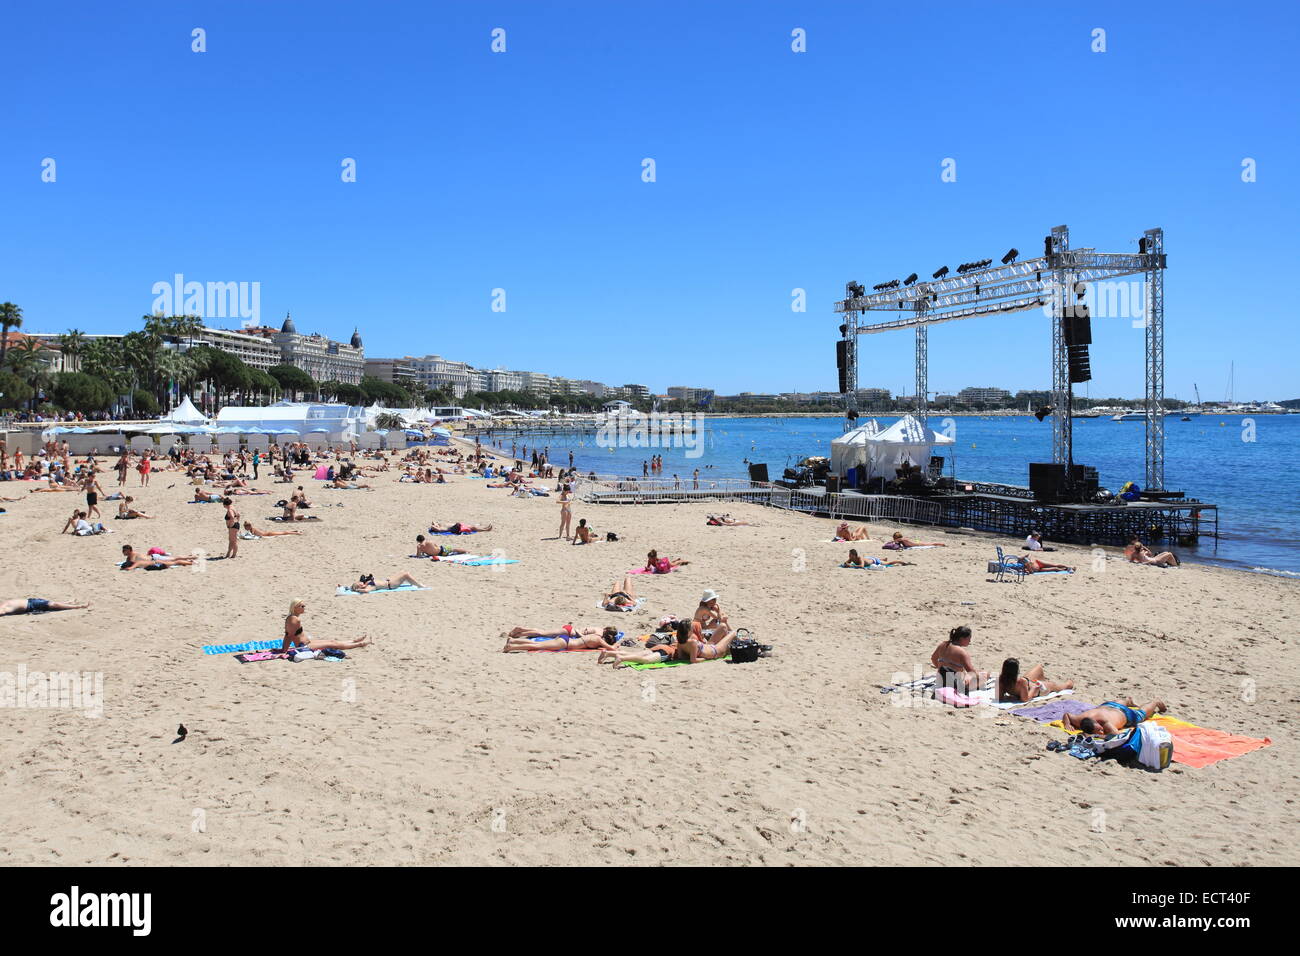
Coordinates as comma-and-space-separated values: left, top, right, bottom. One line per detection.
131, 388, 161, 417
374, 412, 405, 430
0, 370, 33, 409
268, 364, 316, 399
52, 371, 114, 413
57, 328, 87, 372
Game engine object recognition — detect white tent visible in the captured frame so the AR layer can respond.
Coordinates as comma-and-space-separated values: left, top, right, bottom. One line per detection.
829, 420, 882, 476
164, 395, 208, 424
857, 414, 955, 482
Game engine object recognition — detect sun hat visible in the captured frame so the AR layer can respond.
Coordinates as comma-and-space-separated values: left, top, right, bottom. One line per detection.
700, 589, 719, 603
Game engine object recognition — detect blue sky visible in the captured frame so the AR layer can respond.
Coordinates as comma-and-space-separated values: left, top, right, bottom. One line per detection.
2, 1, 1296, 399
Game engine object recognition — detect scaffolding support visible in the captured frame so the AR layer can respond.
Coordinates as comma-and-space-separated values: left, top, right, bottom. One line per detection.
1144, 227, 1166, 490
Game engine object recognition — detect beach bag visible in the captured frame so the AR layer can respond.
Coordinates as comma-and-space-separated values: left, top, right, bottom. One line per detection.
606, 532, 619, 542
729, 638, 761, 663
1079, 728, 1144, 764
1136, 723, 1174, 772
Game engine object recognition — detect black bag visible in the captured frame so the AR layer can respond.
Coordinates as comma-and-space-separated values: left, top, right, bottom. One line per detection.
729, 631, 761, 663
606, 532, 619, 542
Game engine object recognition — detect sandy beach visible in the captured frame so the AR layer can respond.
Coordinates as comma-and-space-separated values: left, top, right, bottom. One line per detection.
0, 442, 1295, 867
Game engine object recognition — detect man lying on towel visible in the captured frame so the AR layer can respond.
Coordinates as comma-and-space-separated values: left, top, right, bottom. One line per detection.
1063, 697, 1168, 734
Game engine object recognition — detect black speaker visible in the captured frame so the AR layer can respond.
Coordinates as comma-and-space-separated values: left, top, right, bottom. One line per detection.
1064, 304, 1091, 346
836, 340, 848, 393
748, 462, 769, 483
1068, 345, 1092, 383
1068, 464, 1099, 498
1029, 462, 1067, 500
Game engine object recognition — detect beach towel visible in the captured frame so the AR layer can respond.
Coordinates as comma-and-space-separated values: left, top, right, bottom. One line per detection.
429, 529, 479, 535
1009, 698, 1093, 722
622, 654, 729, 670
234, 650, 290, 663
314, 465, 330, 480
598, 597, 646, 612
268, 515, 319, 521
625, 566, 678, 575
335, 584, 428, 596
455, 557, 518, 567
933, 686, 994, 707
841, 563, 890, 570
1147, 716, 1273, 769
202, 638, 282, 656
990, 688, 1076, 710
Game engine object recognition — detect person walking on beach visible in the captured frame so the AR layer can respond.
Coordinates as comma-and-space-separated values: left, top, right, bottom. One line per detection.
137, 452, 152, 487
81, 471, 104, 520
115, 452, 130, 487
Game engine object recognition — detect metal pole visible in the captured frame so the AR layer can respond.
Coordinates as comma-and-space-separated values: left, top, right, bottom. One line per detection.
915, 324, 928, 428
1049, 225, 1072, 467
843, 305, 858, 432
1144, 227, 1165, 490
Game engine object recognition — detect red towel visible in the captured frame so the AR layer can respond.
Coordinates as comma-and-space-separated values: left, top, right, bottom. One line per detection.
1152, 718, 1272, 769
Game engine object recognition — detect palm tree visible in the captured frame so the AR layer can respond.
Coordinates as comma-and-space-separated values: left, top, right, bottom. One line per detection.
0, 302, 23, 366
58, 328, 86, 372
374, 412, 405, 431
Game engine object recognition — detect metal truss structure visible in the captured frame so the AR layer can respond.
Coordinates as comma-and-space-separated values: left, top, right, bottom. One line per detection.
834, 225, 1168, 489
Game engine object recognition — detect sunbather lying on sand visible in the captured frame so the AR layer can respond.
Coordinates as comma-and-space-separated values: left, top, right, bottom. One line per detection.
842, 548, 910, 568
596, 626, 679, 666
119, 544, 198, 569
644, 549, 689, 573
193, 489, 222, 503
601, 576, 638, 610
283, 599, 369, 652
429, 521, 492, 534
885, 531, 946, 549
1013, 555, 1074, 573
243, 520, 302, 537
328, 478, 374, 490
996, 658, 1074, 703
502, 625, 619, 652
835, 521, 870, 541
0, 597, 90, 616
707, 513, 755, 526
414, 534, 468, 558
344, 572, 423, 593
1063, 697, 1168, 734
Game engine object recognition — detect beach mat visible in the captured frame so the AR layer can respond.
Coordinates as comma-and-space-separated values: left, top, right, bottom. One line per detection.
1149, 716, 1273, 769
234, 650, 289, 663
429, 529, 479, 535
202, 638, 282, 656
1010, 698, 1093, 722
335, 585, 427, 596
625, 567, 678, 575
623, 654, 729, 670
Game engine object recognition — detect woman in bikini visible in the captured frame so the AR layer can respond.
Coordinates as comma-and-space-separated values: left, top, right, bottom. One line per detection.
117, 496, 153, 519
886, 531, 947, 549
930, 625, 989, 694
243, 520, 302, 538
222, 497, 240, 559
596, 626, 679, 667
558, 485, 573, 541
996, 658, 1075, 703
601, 576, 638, 610
345, 572, 424, 593
671, 619, 737, 662
1125, 538, 1180, 567
501, 625, 619, 653
644, 549, 689, 573
282, 599, 369, 652
1016, 555, 1075, 573
429, 521, 493, 534
835, 521, 870, 541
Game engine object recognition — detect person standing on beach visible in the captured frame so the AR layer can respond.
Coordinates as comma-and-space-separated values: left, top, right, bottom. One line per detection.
81, 471, 105, 520
558, 484, 573, 541
115, 452, 129, 487
137, 452, 152, 487
223, 497, 240, 559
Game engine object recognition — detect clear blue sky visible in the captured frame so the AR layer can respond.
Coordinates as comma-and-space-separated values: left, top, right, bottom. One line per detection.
2, 1, 1296, 400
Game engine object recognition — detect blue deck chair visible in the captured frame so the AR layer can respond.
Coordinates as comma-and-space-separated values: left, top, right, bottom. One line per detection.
993, 546, 1026, 583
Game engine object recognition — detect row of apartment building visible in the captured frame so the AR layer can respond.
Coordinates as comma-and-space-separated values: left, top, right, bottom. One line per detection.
363, 354, 651, 403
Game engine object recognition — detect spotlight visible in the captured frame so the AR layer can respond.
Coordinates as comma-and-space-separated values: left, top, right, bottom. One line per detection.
903, 273, 918, 286
932, 266, 949, 279
1034, 405, 1054, 422
1001, 248, 1019, 264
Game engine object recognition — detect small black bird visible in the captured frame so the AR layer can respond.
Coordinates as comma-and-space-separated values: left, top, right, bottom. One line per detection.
176, 723, 188, 739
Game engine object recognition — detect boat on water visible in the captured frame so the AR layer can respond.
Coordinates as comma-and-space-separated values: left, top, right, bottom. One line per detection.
1111, 411, 1144, 421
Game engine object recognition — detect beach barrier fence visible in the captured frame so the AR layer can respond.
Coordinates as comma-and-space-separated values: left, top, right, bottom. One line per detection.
572, 475, 943, 526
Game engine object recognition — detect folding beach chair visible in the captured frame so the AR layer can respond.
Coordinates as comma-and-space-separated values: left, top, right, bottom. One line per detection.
992, 546, 1026, 583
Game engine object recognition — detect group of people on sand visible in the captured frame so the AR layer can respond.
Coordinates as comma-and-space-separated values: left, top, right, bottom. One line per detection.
928, 625, 1168, 727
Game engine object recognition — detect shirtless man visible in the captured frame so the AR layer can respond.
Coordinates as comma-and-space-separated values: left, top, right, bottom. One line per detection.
119, 544, 199, 569
0, 597, 90, 616
414, 534, 468, 558
1063, 697, 1168, 735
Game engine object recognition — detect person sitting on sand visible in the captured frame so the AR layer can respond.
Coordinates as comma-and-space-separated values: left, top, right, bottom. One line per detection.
282, 599, 370, 652
707, 513, 755, 526
693, 589, 728, 630
429, 521, 492, 535
670, 619, 737, 662
119, 544, 198, 569
842, 548, 909, 568
0, 597, 90, 616
572, 518, 597, 545
502, 625, 620, 653
1063, 697, 1168, 735
996, 658, 1075, 703
601, 576, 639, 610
344, 572, 424, 593
1124, 538, 1180, 567
1024, 530, 1056, 552
62, 510, 110, 536
835, 521, 870, 541
414, 534, 468, 558
117, 496, 153, 519
930, 625, 989, 694
884, 531, 947, 550
644, 549, 689, 573
243, 520, 303, 538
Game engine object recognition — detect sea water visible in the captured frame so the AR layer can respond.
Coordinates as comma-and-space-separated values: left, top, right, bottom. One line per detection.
487, 414, 1300, 577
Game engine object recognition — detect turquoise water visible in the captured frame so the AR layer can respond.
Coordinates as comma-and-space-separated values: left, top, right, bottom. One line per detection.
488, 415, 1300, 577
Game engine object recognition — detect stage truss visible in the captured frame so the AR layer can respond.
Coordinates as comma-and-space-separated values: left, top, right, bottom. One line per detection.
834, 224, 1168, 489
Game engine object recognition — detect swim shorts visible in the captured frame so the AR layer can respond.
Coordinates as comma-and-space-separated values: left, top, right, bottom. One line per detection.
26, 598, 51, 613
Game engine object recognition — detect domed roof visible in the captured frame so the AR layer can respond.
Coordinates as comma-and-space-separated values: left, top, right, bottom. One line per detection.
281, 312, 297, 334
350, 328, 362, 349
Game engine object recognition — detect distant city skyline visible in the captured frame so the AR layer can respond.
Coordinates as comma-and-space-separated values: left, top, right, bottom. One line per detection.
3, 3, 1296, 400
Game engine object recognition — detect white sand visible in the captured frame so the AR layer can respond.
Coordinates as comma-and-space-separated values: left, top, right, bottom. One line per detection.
0, 449, 1295, 865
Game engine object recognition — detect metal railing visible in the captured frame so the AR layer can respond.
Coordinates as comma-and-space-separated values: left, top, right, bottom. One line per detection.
571, 475, 943, 526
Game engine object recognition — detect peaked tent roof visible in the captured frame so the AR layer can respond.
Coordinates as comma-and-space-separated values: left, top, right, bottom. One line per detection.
868, 414, 955, 446
165, 395, 208, 424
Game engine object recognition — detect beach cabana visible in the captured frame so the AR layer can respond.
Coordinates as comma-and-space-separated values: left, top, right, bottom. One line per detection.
830, 420, 882, 477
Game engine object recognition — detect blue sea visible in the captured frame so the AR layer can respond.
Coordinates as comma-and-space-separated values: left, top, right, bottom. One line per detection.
487, 414, 1300, 578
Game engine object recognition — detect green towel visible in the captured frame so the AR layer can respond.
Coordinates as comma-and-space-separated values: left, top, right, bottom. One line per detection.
623, 655, 730, 671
